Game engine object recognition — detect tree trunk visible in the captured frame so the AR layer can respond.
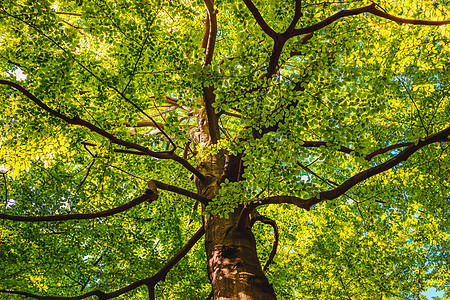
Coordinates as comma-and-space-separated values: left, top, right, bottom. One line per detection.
204, 210, 277, 299
193, 104, 276, 299
195, 157, 276, 299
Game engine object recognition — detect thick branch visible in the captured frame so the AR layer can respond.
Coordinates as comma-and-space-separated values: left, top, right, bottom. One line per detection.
201, 0, 220, 144
249, 212, 279, 271
242, 0, 278, 39
0, 80, 204, 180
0, 189, 157, 222
284, 0, 302, 35
148, 225, 205, 287
152, 180, 209, 205
0, 226, 205, 300
0, 179, 209, 222
292, 3, 450, 37
203, 0, 217, 66
249, 126, 450, 210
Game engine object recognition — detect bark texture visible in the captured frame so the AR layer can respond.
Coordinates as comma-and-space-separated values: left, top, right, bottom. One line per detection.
204, 209, 277, 299
195, 152, 276, 299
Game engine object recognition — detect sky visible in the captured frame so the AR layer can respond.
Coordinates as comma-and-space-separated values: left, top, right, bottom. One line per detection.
424, 287, 445, 299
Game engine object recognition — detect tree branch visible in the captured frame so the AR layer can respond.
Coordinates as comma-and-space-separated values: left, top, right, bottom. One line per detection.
292, 3, 450, 37
247, 125, 450, 211
122, 31, 151, 94
249, 212, 279, 271
284, 0, 302, 35
203, 0, 217, 66
151, 180, 209, 205
0, 80, 205, 180
364, 142, 413, 161
0, 179, 209, 222
201, 0, 220, 144
0, 226, 205, 300
242, 0, 278, 39
0, 189, 157, 222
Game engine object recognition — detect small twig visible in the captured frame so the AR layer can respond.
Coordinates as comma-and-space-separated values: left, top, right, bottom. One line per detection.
109, 165, 146, 181
396, 76, 428, 135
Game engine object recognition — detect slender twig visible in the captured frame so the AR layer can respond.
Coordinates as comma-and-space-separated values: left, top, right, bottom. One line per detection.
122, 30, 152, 94
76, 159, 96, 193
55, 12, 83, 17
80, 254, 103, 292
109, 165, 146, 181
396, 77, 428, 135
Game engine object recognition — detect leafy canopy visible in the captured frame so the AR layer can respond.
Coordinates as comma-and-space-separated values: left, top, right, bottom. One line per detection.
0, 0, 450, 299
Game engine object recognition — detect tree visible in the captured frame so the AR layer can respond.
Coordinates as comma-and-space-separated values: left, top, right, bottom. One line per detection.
0, 0, 449, 298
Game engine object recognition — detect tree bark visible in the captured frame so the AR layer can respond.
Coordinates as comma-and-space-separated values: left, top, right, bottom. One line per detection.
204, 209, 277, 299
195, 155, 276, 299
194, 88, 276, 299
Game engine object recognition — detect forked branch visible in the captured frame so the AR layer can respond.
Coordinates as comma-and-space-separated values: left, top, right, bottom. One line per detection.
242, 0, 278, 38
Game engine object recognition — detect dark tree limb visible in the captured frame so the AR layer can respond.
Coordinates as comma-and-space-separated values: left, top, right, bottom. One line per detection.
364, 142, 413, 161
262, 2, 450, 78
242, 0, 278, 39
151, 180, 210, 205
0, 189, 158, 222
0, 180, 208, 222
0, 226, 205, 300
203, 0, 217, 67
249, 211, 279, 271
284, 0, 303, 35
0, 80, 204, 180
201, 0, 220, 144
81, 141, 151, 156
292, 3, 450, 37
242, 125, 450, 213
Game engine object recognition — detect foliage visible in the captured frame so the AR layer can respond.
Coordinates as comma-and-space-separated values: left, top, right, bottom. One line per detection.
0, 0, 449, 299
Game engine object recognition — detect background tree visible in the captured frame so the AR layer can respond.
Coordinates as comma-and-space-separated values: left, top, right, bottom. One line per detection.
0, 0, 450, 299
